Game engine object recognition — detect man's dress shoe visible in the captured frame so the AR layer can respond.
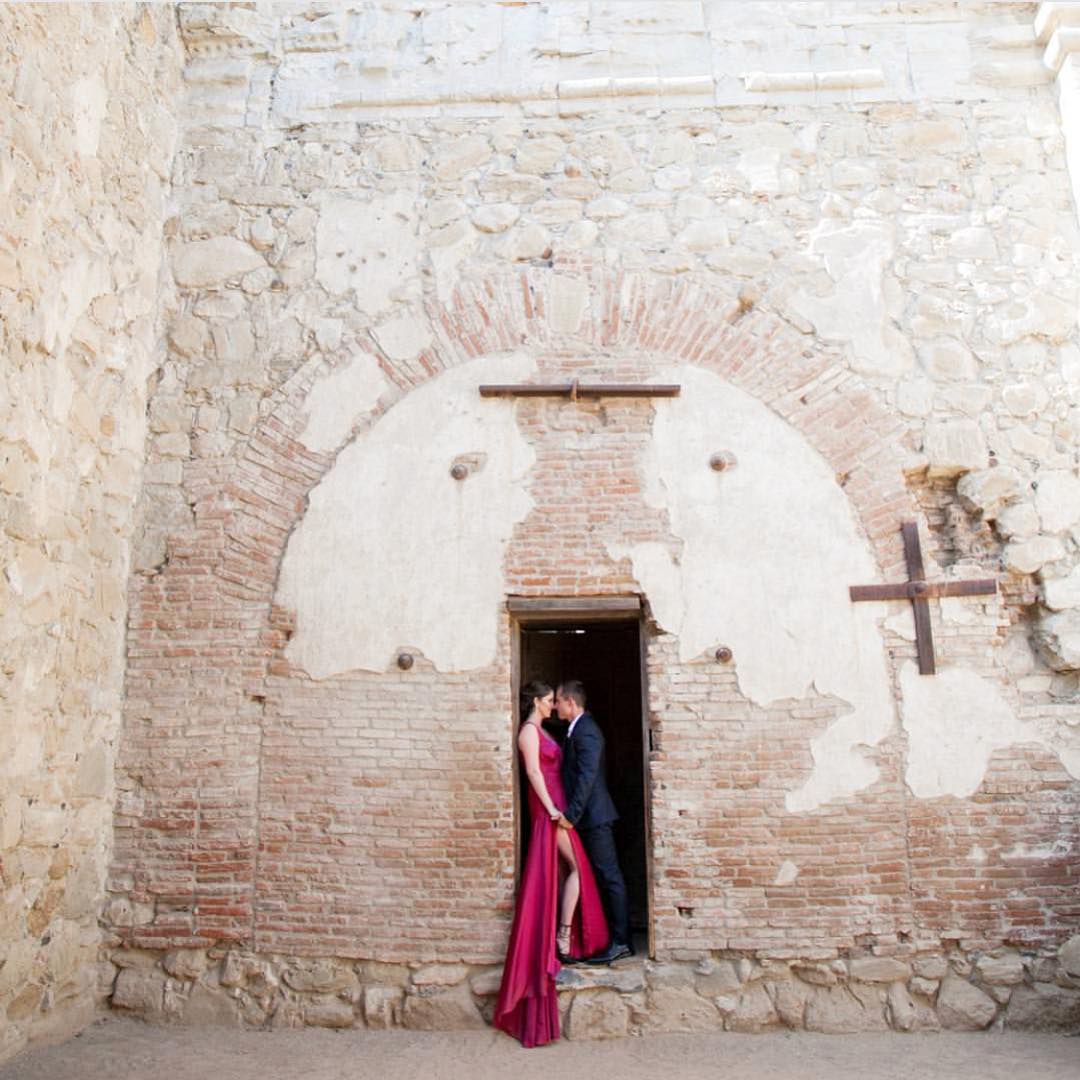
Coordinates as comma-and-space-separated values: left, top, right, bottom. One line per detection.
585, 942, 633, 965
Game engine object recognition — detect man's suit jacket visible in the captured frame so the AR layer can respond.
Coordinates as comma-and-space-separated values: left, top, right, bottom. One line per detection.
562, 712, 619, 830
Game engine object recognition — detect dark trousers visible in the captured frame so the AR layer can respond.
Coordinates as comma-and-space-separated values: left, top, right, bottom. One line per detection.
579, 822, 630, 947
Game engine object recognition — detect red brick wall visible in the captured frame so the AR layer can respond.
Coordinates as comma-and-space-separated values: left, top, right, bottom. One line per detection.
111, 267, 1079, 963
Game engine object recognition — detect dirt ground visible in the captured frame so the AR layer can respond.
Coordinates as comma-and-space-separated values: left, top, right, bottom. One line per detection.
1, 1019, 1077, 1080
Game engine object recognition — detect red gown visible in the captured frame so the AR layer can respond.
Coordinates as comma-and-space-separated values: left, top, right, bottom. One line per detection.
493, 728, 610, 1047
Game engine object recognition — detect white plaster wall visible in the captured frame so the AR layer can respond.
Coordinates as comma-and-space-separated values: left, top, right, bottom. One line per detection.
608, 366, 897, 812
278, 353, 537, 676
900, 661, 1080, 796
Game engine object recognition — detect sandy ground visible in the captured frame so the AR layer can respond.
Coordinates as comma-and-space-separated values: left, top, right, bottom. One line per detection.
1, 1020, 1077, 1080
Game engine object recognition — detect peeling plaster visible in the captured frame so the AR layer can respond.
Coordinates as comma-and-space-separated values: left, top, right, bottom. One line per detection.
790, 220, 914, 378
899, 661, 1080, 798
278, 353, 536, 677
314, 190, 421, 316
297, 351, 390, 454
607, 366, 896, 813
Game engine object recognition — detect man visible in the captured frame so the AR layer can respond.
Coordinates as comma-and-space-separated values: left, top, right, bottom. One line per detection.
555, 679, 632, 964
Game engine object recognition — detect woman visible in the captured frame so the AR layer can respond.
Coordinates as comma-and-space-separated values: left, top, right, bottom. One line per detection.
493, 680, 609, 1047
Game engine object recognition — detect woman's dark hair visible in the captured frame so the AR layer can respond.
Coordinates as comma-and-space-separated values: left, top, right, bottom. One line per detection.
519, 679, 553, 722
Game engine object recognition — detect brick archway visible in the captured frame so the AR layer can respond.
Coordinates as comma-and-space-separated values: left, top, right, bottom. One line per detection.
114, 267, 918, 951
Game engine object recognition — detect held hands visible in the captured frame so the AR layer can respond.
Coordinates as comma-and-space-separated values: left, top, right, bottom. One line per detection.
548, 809, 574, 830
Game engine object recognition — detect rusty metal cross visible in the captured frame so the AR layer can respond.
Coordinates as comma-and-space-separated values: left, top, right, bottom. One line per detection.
479, 380, 680, 400
849, 521, 997, 675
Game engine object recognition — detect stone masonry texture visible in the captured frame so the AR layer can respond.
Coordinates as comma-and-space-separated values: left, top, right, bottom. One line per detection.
0, 1, 183, 1063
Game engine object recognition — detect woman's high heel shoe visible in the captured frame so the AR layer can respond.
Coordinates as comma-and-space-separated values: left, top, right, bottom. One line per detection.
556, 923, 575, 964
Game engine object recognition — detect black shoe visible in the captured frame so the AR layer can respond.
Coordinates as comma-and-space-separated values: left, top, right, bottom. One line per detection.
584, 942, 632, 965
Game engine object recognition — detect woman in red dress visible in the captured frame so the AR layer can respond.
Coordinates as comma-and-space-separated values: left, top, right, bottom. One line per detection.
493, 680, 610, 1047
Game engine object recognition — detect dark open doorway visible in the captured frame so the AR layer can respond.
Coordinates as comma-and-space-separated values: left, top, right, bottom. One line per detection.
513, 601, 650, 953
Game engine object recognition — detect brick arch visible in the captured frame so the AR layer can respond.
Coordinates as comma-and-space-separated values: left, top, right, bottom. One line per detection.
114, 267, 918, 950
245, 265, 916, 598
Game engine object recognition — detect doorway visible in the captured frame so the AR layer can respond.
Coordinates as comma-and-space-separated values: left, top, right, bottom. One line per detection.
513, 600, 650, 952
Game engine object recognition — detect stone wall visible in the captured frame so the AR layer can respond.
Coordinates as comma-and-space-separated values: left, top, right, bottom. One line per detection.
107, 935, 1080, 1034
0, 3, 181, 1063
103, 0, 1080, 1035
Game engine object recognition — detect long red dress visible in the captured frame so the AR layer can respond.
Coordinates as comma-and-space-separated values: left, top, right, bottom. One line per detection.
493, 728, 610, 1047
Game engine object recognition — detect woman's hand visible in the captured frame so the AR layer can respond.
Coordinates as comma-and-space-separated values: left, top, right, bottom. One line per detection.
548, 809, 562, 822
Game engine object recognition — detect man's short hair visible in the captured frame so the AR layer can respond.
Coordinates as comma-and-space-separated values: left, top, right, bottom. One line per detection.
559, 679, 587, 708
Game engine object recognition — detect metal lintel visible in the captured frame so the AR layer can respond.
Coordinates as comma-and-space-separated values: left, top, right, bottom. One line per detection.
480, 382, 681, 399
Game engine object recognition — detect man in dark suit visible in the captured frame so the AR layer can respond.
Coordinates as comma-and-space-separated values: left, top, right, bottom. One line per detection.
555, 679, 632, 964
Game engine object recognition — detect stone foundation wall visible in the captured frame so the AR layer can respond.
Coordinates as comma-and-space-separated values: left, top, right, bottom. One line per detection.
107, 937, 1080, 1035
0, 3, 181, 1064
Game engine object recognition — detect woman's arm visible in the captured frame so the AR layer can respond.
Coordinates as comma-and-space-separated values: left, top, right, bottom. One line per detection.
518, 725, 562, 821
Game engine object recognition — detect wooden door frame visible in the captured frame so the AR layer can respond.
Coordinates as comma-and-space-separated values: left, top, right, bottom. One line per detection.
508, 595, 655, 958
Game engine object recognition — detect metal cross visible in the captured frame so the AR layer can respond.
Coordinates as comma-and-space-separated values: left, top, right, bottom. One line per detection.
849, 521, 997, 675
479, 380, 680, 400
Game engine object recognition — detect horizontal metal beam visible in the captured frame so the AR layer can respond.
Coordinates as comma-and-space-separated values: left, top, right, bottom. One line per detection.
480, 382, 681, 399
849, 579, 997, 602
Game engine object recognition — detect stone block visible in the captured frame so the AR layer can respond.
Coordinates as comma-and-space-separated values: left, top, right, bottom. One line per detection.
694, 960, 742, 995
111, 968, 165, 1015
792, 963, 838, 987
401, 984, 485, 1030
173, 238, 264, 287
919, 338, 978, 381
1035, 609, 1080, 671
975, 954, 1025, 986
848, 957, 911, 983
1044, 567, 1080, 612
674, 220, 730, 251
886, 983, 917, 1031
410, 964, 468, 988
468, 969, 502, 997
924, 420, 988, 477
363, 986, 403, 1029
557, 964, 644, 994
639, 986, 720, 1034
283, 959, 357, 994
163, 949, 209, 981
1035, 470, 1080, 533
937, 975, 997, 1030
804, 985, 887, 1033
0, 797, 21, 850
1007, 534, 1069, 575
767, 979, 808, 1029
956, 467, 1023, 519
564, 989, 630, 1040
433, 136, 492, 181
471, 205, 519, 234
997, 501, 1041, 541
1005, 985, 1080, 1032
496, 223, 550, 262
183, 983, 242, 1027
948, 227, 997, 261
1060, 935, 1080, 979
304, 996, 357, 1029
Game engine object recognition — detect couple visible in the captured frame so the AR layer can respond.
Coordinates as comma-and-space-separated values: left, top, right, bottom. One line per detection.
494, 679, 632, 1048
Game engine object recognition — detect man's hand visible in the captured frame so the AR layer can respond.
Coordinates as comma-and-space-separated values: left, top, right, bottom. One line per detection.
556, 815, 574, 830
